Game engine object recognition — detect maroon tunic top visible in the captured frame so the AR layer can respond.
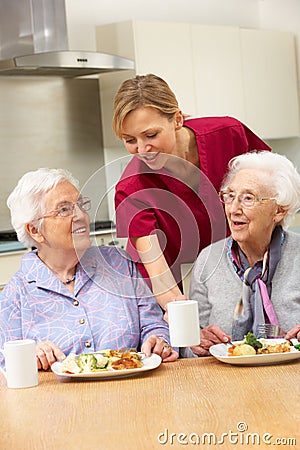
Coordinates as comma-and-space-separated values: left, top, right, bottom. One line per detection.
115, 116, 271, 290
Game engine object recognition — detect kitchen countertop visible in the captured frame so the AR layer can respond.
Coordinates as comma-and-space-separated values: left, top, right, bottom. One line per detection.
0, 227, 116, 255
1, 224, 300, 254
0, 241, 28, 254
89, 227, 116, 236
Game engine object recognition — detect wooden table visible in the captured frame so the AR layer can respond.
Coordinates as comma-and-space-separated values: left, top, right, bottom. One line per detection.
0, 357, 299, 450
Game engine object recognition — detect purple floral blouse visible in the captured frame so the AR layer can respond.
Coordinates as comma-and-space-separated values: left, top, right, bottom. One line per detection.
0, 246, 170, 367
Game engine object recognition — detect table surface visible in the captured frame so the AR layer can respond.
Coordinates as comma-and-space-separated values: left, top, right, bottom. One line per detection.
0, 356, 299, 450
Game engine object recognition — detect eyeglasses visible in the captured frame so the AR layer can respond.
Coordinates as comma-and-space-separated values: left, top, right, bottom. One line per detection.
37, 197, 91, 220
219, 191, 276, 208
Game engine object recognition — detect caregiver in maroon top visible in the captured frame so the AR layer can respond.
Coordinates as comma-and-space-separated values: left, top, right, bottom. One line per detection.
113, 74, 271, 311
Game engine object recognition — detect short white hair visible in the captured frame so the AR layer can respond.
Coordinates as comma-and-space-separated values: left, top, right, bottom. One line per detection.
221, 151, 300, 228
7, 168, 79, 247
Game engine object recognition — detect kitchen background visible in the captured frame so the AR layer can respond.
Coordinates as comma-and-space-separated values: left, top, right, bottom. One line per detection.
0, 0, 300, 239
64, 0, 300, 161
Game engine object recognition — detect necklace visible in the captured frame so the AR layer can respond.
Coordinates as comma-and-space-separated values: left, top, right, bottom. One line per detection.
37, 255, 76, 285
64, 275, 76, 284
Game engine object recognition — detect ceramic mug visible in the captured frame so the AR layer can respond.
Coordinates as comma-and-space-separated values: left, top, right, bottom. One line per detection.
0, 339, 38, 388
167, 300, 200, 347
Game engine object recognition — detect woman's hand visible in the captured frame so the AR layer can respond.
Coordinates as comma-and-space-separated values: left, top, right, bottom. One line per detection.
285, 324, 300, 341
190, 325, 231, 357
141, 335, 178, 362
36, 341, 66, 370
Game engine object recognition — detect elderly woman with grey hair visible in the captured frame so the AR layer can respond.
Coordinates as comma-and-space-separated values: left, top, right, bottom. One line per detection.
186, 151, 300, 356
0, 168, 178, 370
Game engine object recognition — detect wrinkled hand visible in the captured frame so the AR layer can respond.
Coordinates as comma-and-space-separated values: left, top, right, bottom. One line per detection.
163, 295, 188, 323
142, 335, 178, 362
190, 325, 231, 357
285, 324, 300, 341
36, 341, 66, 370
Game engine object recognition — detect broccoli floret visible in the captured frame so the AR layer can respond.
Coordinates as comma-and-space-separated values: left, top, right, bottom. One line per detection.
244, 332, 263, 350
77, 353, 98, 373
94, 354, 109, 369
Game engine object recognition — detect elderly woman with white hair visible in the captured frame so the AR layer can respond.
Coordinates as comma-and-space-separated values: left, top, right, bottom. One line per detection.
186, 151, 300, 356
0, 168, 178, 369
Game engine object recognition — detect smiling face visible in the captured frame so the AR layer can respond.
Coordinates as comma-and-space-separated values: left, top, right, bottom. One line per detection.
31, 181, 91, 256
121, 106, 182, 170
225, 169, 286, 261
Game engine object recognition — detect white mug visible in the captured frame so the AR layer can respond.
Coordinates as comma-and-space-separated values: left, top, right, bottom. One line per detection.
0, 339, 38, 388
168, 300, 200, 347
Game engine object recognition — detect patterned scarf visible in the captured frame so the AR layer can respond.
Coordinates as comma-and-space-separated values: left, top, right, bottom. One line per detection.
228, 226, 285, 340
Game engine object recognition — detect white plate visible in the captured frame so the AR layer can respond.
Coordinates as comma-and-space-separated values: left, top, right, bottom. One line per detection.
51, 353, 162, 381
209, 339, 300, 366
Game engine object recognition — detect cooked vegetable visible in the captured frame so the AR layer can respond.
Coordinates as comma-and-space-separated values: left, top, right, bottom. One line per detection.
77, 354, 99, 373
228, 333, 293, 357
94, 353, 110, 369
61, 350, 142, 374
244, 332, 263, 350
61, 352, 110, 374
61, 353, 81, 374
257, 341, 290, 354
232, 343, 256, 356
76, 353, 109, 373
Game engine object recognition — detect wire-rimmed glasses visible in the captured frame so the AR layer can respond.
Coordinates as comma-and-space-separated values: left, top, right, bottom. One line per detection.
36, 197, 91, 220
219, 191, 276, 208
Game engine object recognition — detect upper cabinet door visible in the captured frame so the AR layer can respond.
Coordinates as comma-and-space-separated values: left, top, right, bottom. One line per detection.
96, 20, 197, 145
191, 25, 245, 122
96, 21, 300, 141
241, 29, 300, 139
132, 21, 196, 116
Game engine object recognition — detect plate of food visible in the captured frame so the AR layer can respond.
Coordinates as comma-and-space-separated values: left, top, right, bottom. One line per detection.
209, 333, 300, 366
51, 349, 162, 381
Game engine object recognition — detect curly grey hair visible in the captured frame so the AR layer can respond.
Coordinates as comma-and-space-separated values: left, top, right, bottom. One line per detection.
221, 151, 300, 228
7, 168, 79, 247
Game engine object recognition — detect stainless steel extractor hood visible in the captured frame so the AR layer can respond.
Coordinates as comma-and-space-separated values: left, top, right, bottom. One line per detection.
0, 0, 134, 77
0, 51, 134, 77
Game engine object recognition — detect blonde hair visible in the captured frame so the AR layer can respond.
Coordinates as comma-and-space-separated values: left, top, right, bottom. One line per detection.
113, 74, 183, 139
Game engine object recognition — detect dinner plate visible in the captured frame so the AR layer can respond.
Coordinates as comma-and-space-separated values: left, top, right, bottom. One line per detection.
51, 353, 162, 381
209, 339, 300, 366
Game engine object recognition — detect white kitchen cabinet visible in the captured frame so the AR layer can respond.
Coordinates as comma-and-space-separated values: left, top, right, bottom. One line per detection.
191, 25, 299, 138
191, 25, 246, 121
240, 29, 299, 139
96, 21, 196, 148
97, 70, 135, 148
96, 20, 299, 142
97, 21, 196, 119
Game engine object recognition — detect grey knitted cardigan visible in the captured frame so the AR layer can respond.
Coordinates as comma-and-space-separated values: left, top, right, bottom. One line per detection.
190, 230, 300, 337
